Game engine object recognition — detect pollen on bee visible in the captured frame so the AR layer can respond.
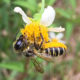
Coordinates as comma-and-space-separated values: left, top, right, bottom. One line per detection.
20, 21, 49, 43
43, 41, 67, 50
52, 38, 59, 42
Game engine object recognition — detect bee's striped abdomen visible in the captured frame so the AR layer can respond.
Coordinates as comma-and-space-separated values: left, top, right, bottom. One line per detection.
45, 47, 66, 56
59, 47, 64, 55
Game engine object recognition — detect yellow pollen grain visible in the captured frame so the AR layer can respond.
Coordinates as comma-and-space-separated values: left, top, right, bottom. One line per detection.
20, 21, 49, 43
52, 38, 59, 42
43, 41, 67, 50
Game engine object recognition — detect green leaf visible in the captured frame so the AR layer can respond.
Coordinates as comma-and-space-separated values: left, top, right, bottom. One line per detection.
33, 13, 41, 21
56, 8, 71, 19
0, 61, 24, 72
33, 0, 45, 21
27, 0, 38, 10
69, 0, 76, 9
65, 22, 74, 40
76, 41, 80, 55
46, 0, 56, 5
13, 0, 37, 12
1, 6, 9, 30
40, 0, 45, 14
3, 0, 10, 4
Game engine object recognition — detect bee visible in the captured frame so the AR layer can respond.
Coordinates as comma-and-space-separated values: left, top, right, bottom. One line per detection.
13, 27, 67, 72
22, 32, 67, 62
13, 6, 67, 73
14, 28, 67, 58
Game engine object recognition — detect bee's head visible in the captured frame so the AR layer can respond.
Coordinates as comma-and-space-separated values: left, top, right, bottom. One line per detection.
13, 35, 29, 52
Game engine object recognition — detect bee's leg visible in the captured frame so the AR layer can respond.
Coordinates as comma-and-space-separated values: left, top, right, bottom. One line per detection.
33, 28, 44, 50
33, 33, 39, 50
22, 48, 35, 57
38, 26, 44, 49
38, 33, 44, 49
33, 50, 53, 62
34, 33, 44, 50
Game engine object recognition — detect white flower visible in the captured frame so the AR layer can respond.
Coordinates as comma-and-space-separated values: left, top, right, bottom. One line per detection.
14, 7, 31, 24
14, 6, 55, 26
40, 6, 55, 26
14, 6, 65, 32
49, 32, 66, 44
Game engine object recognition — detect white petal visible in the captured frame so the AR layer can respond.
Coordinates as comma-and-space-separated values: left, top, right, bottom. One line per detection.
40, 6, 55, 26
56, 33, 64, 39
14, 7, 31, 24
59, 40, 66, 44
48, 26, 65, 32
49, 32, 56, 39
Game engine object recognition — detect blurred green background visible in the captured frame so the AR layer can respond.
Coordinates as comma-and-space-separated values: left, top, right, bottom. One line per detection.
0, 0, 80, 80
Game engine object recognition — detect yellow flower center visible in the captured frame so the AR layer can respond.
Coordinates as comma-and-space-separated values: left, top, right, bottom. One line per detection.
52, 38, 59, 42
21, 21, 49, 43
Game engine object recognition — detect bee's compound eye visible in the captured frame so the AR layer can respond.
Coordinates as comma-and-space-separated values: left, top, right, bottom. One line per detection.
14, 40, 23, 50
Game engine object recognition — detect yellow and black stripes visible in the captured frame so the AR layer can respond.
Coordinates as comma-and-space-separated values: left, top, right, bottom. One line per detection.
45, 47, 66, 56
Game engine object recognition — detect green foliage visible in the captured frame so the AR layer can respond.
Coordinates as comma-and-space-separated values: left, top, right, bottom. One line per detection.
3, 0, 10, 4
69, 0, 76, 9
65, 22, 74, 40
45, 0, 56, 5
8, 71, 18, 80
33, 0, 45, 21
0, 0, 80, 80
40, 0, 45, 14
76, 41, 80, 55
53, 60, 73, 74
0, 61, 24, 72
13, 0, 38, 13
56, 8, 72, 19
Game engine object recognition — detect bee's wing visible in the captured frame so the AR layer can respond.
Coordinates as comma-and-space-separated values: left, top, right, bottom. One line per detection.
48, 27, 65, 32
31, 58, 44, 73
33, 50, 54, 62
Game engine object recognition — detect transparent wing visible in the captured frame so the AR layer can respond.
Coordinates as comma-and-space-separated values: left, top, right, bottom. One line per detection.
31, 58, 44, 73
33, 50, 54, 62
